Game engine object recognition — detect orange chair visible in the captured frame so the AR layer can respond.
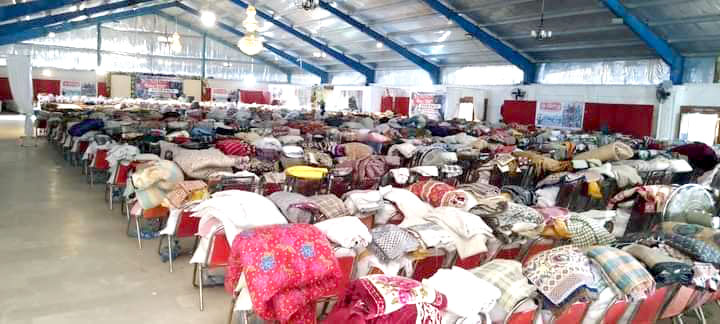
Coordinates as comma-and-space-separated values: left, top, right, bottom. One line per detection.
126, 204, 168, 249
73, 140, 90, 168
504, 297, 537, 324
631, 286, 670, 324
194, 226, 231, 311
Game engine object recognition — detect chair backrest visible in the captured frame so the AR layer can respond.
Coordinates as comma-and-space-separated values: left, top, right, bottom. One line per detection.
94, 149, 110, 169
631, 286, 669, 324
411, 253, 446, 281
112, 162, 135, 186
454, 252, 487, 270
335, 256, 356, 295
603, 300, 630, 324
208, 229, 231, 268
660, 285, 694, 319
176, 210, 200, 238
77, 140, 90, 154
555, 302, 589, 324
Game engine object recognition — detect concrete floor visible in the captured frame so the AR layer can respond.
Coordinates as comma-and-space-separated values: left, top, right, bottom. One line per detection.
0, 117, 717, 324
0, 118, 228, 324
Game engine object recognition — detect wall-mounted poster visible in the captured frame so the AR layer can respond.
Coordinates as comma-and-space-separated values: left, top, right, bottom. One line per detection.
535, 101, 585, 129
411, 91, 446, 121
61, 80, 97, 97
134, 74, 183, 99
211, 88, 230, 102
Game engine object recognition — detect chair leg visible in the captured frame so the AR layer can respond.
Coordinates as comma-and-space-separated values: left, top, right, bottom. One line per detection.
198, 264, 205, 311
90, 169, 94, 187
135, 214, 142, 249
168, 235, 174, 273
192, 261, 199, 288
227, 296, 238, 324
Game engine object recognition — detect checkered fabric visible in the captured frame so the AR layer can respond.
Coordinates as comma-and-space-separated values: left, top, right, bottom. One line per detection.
566, 215, 616, 248
471, 259, 536, 312
586, 246, 655, 300
308, 194, 349, 220
441, 165, 464, 178
522, 245, 594, 306
369, 224, 420, 262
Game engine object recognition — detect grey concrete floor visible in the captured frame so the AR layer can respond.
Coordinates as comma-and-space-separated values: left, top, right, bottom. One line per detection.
0, 119, 228, 324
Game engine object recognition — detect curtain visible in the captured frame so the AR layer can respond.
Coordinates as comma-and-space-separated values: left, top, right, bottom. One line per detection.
7, 55, 34, 138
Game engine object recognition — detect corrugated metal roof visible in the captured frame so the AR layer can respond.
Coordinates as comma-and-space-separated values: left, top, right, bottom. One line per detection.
0, 0, 718, 74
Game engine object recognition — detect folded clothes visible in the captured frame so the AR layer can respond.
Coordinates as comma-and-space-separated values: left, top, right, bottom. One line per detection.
314, 216, 372, 250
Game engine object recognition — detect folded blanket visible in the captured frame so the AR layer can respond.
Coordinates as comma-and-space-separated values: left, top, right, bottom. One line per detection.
409, 180, 477, 211
424, 207, 495, 258
623, 244, 693, 285
369, 225, 420, 262
523, 245, 595, 306
586, 246, 655, 300
693, 262, 720, 290
423, 267, 500, 319
314, 216, 372, 250
128, 160, 185, 209
566, 215, 616, 248
663, 233, 720, 265
481, 202, 544, 244
269, 192, 316, 224
340, 142, 374, 160
574, 142, 634, 162
324, 275, 447, 323
225, 224, 341, 324
172, 147, 246, 180
471, 260, 536, 314
309, 194, 350, 220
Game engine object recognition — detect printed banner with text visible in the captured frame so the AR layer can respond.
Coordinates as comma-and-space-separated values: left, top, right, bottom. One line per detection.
411, 91, 446, 121
535, 101, 585, 129
134, 74, 183, 99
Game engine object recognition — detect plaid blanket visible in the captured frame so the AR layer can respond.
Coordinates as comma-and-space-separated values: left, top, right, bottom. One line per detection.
308, 194, 349, 220
586, 246, 655, 300
566, 215, 616, 248
471, 260, 536, 313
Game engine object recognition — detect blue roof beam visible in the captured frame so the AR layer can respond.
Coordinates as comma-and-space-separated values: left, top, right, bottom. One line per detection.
153, 10, 293, 78
600, 0, 684, 85
0, 0, 157, 35
0, 2, 177, 46
318, 1, 441, 84
173, 2, 328, 83
420, 0, 536, 84
0, 0, 83, 22
228, 0, 375, 84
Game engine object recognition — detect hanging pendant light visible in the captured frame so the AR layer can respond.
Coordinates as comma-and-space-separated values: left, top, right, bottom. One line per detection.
238, 4, 263, 56
238, 33, 263, 56
170, 17, 182, 53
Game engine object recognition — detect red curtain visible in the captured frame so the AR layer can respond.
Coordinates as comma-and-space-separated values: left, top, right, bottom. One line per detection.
0, 78, 11, 100
239, 90, 270, 104
501, 100, 536, 125
381, 96, 394, 113
97, 82, 108, 97
394, 97, 410, 116
32, 79, 61, 98
502, 100, 654, 137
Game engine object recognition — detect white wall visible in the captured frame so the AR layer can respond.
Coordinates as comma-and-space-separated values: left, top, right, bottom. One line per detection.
0, 66, 104, 83
658, 84, 720, 140
206, 79, 269, 92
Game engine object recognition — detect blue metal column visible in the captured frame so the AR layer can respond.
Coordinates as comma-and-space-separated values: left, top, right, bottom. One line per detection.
96, 24, 102, 67
0, 0, 156, 35
0, 0, 83, 22
172, 3, 328, 83
0, 2, 176, 46
228, 0, 375, 84
201, 33, 207, 79
600, 0, 684, 84
318, 1, 441, 84
420, 0, 536, 84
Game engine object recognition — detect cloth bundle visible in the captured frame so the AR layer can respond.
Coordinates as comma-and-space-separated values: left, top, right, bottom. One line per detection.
225, 224, 341, 324
340, 142, 374, 160
692, 262, 720, 290
315, 216, 372, 250
481, 202, 544, 244
512, 150, 572, 175
215, 139, 255, 156
324, 275, 447, 324
662, 233, 720, 265
586, 246, 655, 300
566, 215, 616, 248
523, 245, 596, 307
574, 141, 634, 162
127, 160, 184, 209
171, 146, 247, 180
607, 185, 674, 213
163, 180, 208, 208
408, 180, 477, 211
470, 260, 536, 315
369, 225, 421, 262
309, 194, 350, 220
343, 190, 384, 215
501, 185, 536, 206
269, 192, 317, 224
662, 222, 720, 249
424, 207, 495, 258
458, 183, 501, 200
423, 267, 500, 322
623, 244, 694, 285
380, 187, 433, 227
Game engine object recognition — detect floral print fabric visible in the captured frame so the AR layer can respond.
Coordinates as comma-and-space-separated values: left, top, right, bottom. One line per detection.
225, 224, 341, 324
